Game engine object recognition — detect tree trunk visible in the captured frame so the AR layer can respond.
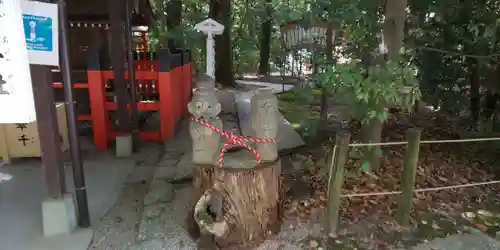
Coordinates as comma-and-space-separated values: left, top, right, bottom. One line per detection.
166, 0, 182, 51
319, 27, 335, 131
468, 58, 480, 123
156, 0, 168, 48
361, 0, 406, 171
482, 91, 499, 120
383, 0, 407, 59
481, 25, 499, 120
482, 65, 500, 119
257, 0, 272, 76
362, 118, 383, 170
191, 160, 283, 249
209, 0, 236, 87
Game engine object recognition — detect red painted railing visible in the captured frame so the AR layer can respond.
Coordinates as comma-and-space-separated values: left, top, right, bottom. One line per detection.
52, 57, 192, 150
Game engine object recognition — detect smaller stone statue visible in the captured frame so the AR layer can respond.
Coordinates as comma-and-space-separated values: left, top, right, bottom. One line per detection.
195, 74, 216, 92
188, 87, 222, 165
250, 88, 279, 162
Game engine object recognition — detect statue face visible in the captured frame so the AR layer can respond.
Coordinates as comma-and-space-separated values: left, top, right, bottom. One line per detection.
188, 90, 221, 119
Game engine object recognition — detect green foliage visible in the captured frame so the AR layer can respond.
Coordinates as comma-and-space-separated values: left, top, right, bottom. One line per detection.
321, 60, 420, 125
146, 0, 500, 141
407, 0, 500, 117
311, 59, 420, 174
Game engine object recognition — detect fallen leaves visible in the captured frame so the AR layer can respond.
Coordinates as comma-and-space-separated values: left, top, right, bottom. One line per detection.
283, 111, 500, 249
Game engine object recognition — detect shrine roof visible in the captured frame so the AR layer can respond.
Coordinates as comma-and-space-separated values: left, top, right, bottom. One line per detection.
66, 0, 154, 26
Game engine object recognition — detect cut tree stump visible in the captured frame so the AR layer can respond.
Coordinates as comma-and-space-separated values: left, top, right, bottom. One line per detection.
191, 152, 283, 249
187, 164, 215, 248
193, 164, 215, 195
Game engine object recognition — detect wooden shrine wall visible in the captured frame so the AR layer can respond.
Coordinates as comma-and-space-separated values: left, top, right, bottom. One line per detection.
68, 28, 103, 69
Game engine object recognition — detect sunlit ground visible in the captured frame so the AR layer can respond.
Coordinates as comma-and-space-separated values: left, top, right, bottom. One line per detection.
0, 172, 12, 182
0, 161, 12, 183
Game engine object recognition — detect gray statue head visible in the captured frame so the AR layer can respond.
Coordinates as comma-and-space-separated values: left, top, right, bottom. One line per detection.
195, 74, 216, 91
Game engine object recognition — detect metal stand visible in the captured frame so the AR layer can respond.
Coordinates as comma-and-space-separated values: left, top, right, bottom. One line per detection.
58, 0, 90, 228
125, 1, 140, 152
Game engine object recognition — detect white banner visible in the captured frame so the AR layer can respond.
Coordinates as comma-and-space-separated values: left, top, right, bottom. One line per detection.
0, 0, 36, 123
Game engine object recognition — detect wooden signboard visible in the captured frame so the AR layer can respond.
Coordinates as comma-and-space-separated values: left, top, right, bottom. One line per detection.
0, 103, 69, 163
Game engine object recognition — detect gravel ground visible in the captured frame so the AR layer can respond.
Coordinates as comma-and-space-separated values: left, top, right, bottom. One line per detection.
404, 228, 500, 250
89, 183, 149, 250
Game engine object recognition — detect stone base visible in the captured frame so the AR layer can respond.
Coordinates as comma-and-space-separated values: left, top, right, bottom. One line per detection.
116, 135, 133, 157
41, 193, 77, 237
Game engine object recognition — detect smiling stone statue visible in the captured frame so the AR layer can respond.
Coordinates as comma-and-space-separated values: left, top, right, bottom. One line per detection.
188, 86, 222, 165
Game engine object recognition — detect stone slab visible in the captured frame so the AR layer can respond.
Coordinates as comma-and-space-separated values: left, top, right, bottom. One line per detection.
143, 180, 174, 206
41, 194, 77, 237
234, 91, 305, 151
64, 159, 135, 225
153, 166, 177, 180
235, 80, 294, 93
0, 158, 133, 250
115, 135, 133, 157
19, 229, 93, 250
126, 165, 156, 184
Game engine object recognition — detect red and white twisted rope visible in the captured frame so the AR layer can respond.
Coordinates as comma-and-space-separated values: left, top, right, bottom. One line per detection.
190, 117, 279, 168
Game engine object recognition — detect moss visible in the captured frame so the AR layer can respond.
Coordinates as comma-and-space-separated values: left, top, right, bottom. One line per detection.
469, 209, 500, 236
278, 100, 314, 125
278, 89, 321, 142
414, 217, 460, 240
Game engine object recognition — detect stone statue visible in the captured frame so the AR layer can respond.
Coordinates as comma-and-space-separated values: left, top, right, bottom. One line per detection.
195, 74, 216, 91
188, 86, 222, 165
250, 88, 279, 162
188, 88, 220, 119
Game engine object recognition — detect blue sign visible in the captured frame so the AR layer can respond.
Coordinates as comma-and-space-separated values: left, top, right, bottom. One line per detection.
22, 14, 53, 52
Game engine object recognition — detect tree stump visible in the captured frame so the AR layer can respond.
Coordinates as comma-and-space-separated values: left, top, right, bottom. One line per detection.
192, 153, 283, 249
187, 164, 215, 248
193, 164, 214, 194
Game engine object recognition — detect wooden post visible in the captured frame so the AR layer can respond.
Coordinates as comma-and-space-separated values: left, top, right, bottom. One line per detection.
31, 65, 65, 198
157, 50, 175, 140
124, 0, 140, 152
108, 0, 131, 133
325, 132, 350, 234
87, 45, 109, 150
171, 53, 182, 123
396, 128, 421, 226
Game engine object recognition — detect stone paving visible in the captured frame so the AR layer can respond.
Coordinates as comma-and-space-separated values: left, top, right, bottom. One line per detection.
404, 228, 500, 250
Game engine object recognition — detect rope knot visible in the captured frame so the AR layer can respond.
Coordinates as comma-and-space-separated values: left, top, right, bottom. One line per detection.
190, 117, 279, 168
